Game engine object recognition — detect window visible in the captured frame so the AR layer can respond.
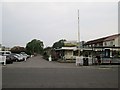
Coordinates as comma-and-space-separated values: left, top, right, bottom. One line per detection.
104, 42, 107, 46
110, 41, 113, 46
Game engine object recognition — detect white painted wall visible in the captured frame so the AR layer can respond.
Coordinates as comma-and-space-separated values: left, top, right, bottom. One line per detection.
103, 35, 120, 47
103, 40, 114, 46
117, 35, 120, 46
64, 50, 73, 59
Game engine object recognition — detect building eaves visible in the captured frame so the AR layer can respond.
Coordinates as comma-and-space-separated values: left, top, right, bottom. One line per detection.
84, 33, 120, 45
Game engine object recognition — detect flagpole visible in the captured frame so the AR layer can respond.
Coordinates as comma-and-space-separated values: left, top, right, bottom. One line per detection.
78, 9, 80, 56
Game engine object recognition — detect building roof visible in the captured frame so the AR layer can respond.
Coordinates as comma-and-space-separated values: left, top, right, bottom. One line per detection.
84, 33, 120, 45
85, 37, 107, 45
61, 47, 77, 50
104, 34, 120, 41
55, 47, 77, 51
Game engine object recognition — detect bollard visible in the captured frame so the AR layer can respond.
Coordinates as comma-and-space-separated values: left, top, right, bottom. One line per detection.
110, 60, 111, 64
2, 56, 6, 66
24, 57, 27, 62
49, 55, 52, 61
76, 56, 81, 66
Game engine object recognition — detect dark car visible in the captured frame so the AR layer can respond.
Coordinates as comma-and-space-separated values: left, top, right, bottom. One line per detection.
9, 53, 18, 62
6, 55, 13, 64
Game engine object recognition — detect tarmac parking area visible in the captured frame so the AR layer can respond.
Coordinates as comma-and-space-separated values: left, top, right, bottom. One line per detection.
2, 55, 119, 88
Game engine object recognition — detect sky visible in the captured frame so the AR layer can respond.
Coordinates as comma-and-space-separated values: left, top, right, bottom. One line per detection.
0, 2, 2, 46
0, 1, 118, 48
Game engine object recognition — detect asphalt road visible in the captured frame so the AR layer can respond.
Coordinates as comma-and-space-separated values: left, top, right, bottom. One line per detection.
2, 55, 119, 88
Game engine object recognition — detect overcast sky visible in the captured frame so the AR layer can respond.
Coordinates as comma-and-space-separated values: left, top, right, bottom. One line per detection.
1, 1, 118, 48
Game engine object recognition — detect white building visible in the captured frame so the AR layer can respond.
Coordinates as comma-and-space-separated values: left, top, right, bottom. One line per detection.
84, 33, 120, 58
103, 34, 120, 47
55, 41, 78, 60
60, 47, 77, 60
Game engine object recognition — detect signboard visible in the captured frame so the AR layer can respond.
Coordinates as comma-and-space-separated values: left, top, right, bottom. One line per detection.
64, 41, 78, 47
64, 43, 77, 47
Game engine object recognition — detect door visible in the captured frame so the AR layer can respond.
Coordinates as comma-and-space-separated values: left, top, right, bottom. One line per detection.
104, 49, 110, 58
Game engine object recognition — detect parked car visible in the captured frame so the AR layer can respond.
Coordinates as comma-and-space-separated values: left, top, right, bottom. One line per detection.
6, 55, 13, 64
0, 51, 11, 56
20, 52, 30, 59
14, 54, 24, 62
1, 54, 13, 64
0, 51, 13, 64
19, 54, 27, 61
8, 53, 18, 62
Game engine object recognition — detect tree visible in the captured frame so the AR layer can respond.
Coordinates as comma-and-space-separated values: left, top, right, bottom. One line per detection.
43, 47, 52, 60
11, 46, 25, 53
52, 39, 66, 49
26, 39, 44, 55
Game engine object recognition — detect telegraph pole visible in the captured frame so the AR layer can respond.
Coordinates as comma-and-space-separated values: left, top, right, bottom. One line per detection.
78, 9, 80, 56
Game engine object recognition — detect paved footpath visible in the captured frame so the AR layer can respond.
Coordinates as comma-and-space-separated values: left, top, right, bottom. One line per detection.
2, 55, 119, 88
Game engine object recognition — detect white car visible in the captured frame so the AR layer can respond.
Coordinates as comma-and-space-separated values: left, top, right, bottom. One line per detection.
20, 52, 30, 58
14, 54, 24, 62
20, 54, 28, 61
